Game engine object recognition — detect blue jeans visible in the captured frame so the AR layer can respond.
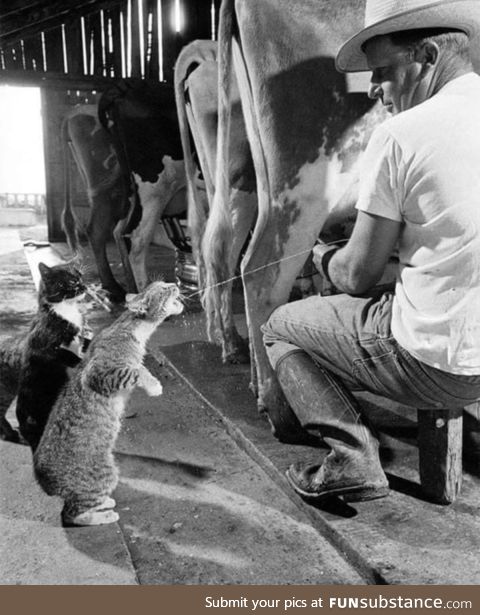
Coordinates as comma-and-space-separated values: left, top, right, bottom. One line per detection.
262, 290, 480, 413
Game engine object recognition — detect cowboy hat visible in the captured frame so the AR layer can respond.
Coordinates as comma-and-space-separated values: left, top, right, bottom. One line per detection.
336, 0, 480, 72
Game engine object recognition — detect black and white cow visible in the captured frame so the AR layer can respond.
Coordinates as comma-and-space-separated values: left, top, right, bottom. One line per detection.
209, 0, 387, 418
98, 80, 189, 292
63, 81, 191, 300
175, 40, 257, 363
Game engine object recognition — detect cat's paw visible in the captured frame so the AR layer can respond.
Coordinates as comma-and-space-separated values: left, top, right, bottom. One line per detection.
145, 380, 163, 396
0, 425, 21, 444
63, 508, 119, 527
97, 496, 116, 510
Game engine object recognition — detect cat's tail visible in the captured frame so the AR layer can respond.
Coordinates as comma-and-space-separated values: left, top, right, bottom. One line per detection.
32, 456, 58, 496
0, 334, 26, 375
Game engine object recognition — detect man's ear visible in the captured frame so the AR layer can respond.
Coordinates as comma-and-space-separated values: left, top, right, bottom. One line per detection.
416, 41, 439, 67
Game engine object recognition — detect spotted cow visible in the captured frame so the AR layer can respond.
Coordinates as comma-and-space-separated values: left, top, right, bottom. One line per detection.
209, 0, 387, 418
63, 82, 190, 300
174, 40, 257, 363
97, 80, 191, 293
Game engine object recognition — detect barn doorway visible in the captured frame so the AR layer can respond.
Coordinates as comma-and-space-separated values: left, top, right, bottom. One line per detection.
0, 85, 47, 242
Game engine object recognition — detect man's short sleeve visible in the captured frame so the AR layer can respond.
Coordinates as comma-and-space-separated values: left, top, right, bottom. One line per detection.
356, 124, 404, 222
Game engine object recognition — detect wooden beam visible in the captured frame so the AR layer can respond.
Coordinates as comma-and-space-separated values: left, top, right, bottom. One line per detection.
161, 0, 178, 83
0, 68, 120, 89
417, 407, 463, 504
22, 32, 44, 72
44, 25, 64, 73
64, 15, 84, 76
107, 7, 123, 78
0, 0, 126, 47
146, 0, 159, 80
130, 0, 142, 77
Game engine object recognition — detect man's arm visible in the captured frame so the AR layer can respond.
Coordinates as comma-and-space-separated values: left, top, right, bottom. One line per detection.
314, 211, 401, 295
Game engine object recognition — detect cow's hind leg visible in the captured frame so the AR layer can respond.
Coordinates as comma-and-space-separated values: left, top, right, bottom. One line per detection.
202, 189, 256, 364
113, 216, 138, 294
128, 198, 164, 291
87, 195, 126, 302
240, 233, 316, 442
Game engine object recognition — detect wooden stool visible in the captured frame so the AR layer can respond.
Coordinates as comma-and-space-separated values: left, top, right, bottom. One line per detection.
417, 407, 463, 504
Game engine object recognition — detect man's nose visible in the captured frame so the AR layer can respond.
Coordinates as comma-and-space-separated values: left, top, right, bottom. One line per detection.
368, 81, 382, 100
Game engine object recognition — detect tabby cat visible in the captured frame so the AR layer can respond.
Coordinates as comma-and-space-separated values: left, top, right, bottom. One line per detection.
0, 262, 89, 448
34, 281, 183, 527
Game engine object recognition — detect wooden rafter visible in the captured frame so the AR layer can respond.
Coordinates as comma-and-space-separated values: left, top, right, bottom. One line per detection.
0, 0, 126, 47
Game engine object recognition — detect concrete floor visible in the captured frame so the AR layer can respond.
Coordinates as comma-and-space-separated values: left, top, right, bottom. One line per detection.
0, 223, 362, 585
1, 221, 480, 585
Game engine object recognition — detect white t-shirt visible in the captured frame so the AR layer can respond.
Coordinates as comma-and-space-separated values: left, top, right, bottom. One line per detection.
356, 72, 480, 374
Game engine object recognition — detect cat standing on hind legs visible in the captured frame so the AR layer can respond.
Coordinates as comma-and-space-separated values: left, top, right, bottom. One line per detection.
34, 281, 183, 527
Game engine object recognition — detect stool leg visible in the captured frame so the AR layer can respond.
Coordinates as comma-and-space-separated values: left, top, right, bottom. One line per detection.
417, 408, 463, 504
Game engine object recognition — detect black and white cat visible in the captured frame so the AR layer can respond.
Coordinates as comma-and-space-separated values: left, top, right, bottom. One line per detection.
0, 262, 91, 449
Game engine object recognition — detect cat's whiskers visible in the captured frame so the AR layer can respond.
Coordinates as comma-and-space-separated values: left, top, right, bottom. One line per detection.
147, 271, 165, 284
85, 285, 113, 312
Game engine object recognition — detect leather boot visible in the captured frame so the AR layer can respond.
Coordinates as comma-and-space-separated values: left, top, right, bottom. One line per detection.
275, 351, 389, 502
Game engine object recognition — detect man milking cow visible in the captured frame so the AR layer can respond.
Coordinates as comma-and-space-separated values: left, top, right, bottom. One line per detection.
262, 0, 480, 502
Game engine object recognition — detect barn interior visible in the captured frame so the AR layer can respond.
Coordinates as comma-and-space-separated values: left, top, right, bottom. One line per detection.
0, 0, 480, 587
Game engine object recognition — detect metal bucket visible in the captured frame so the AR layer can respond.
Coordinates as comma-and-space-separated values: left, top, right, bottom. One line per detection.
175, 249, 202, 310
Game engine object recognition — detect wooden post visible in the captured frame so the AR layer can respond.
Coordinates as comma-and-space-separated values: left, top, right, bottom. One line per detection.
417, 407, 463, 504
44, 27, 64, 73
41, 88, 70, 242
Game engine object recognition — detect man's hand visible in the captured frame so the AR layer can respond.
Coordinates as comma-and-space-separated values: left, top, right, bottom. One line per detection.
312, 241, 338, 280
315, 212, 401, 295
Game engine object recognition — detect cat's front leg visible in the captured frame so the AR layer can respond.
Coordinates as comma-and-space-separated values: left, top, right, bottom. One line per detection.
138, 365, 163, 396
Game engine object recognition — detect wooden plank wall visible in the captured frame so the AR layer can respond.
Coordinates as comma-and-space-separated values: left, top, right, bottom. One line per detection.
1, 0, 221, 86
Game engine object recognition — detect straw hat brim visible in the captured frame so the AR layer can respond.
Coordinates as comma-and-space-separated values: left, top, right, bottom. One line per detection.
336, 1, 480, 72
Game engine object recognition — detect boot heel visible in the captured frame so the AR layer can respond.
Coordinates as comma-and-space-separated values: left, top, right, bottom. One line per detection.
342, 485, 390, 503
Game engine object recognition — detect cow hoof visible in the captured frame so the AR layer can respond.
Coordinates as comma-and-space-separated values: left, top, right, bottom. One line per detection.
223, 337, 250, 364
224, 349, 250, 364
105, 288, 126, 304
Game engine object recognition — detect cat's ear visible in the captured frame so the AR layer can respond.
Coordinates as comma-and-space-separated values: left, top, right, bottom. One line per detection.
125, 293, 148, 316
38, 262, 52, 278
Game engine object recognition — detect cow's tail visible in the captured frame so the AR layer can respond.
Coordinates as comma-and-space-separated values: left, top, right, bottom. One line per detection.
201, 0, 236, 345
174, 40, 217, 289
61, 114, 81, 257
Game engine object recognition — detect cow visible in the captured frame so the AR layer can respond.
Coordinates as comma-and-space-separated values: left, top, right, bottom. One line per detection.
175, 36, 374, 368
63, 81, 192, 301
97, 80, 190, 293
62, 104, 131, 302
208, 0, 387, 428
174, 40, 257, 364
